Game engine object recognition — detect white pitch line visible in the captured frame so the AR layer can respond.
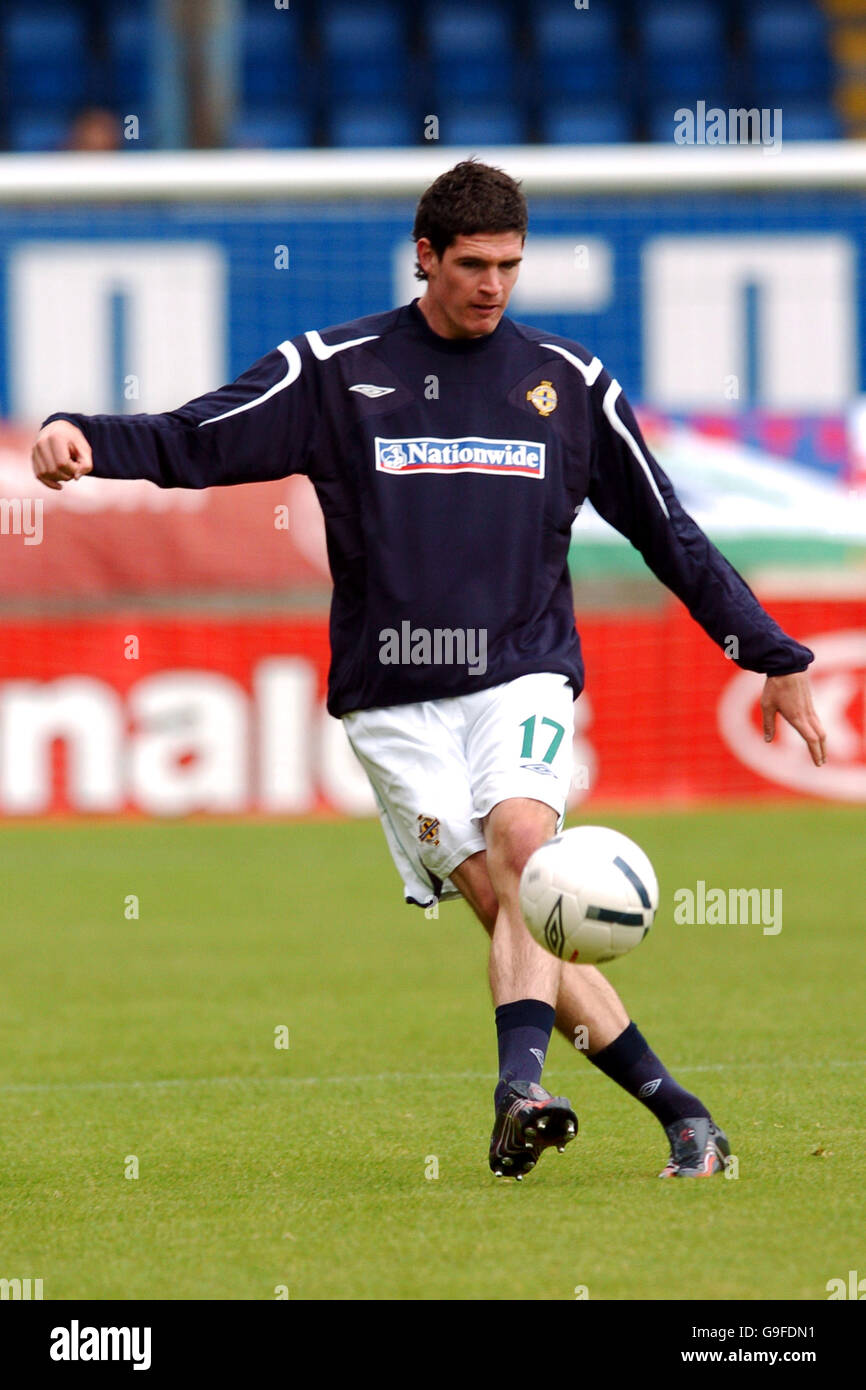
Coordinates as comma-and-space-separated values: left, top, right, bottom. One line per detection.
0, 1059, 863, 1096
0, 1072, 493, 1096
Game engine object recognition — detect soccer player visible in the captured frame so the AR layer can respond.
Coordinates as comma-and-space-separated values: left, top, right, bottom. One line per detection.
32, 160, 826, 1181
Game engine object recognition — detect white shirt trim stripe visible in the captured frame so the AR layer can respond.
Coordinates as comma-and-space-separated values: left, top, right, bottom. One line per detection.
540, 342, 603, 386
198, 339, 301, 427
305, 329, 380, 360
542, 340, 670, 520
602, 380, 670, 519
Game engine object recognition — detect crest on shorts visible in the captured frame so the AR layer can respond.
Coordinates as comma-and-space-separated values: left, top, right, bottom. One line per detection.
526, 380, 558, 416
417, 814, 440, 847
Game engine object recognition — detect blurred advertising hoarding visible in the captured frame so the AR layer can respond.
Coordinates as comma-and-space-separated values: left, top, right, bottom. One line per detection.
0, 601, 861, 817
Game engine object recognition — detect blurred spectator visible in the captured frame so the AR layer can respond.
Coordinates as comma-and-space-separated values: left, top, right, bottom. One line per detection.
66, 107, 123, 151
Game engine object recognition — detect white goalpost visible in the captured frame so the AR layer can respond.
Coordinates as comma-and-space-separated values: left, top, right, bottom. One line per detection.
0, 140, 865, 203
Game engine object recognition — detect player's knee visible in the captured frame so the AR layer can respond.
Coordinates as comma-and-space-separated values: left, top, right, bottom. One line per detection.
488, 819, 552, 889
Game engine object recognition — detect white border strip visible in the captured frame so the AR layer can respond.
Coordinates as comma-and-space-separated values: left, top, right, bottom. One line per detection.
2, 142, 866, 203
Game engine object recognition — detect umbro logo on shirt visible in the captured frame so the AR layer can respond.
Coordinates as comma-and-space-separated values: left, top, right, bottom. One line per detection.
349, 383, 396, 398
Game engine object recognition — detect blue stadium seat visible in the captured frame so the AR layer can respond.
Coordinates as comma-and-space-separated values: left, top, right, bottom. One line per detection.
747, 0, 827, 53
425, 3, 516, 101
777, 102, 843, 141
531, 3, 624, 100
1, 6, 89, 109
228, 108, 314, 150
320, 2, 410, 99
240, 4, 306, 107
640, 0, 726, 55
745, 1, 832, 100
8, 110, 70, 153
541, 102, 632, 146
105, 14, 153, 109
637, 0, 729, 103
328, 102, 416, 147
437, 102, 527, 147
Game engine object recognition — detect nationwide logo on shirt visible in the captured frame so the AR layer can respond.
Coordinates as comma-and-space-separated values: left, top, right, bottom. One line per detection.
374, 436, 545, 479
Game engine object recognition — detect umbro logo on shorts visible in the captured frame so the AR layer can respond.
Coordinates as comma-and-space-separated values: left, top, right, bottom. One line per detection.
349, 384, 395, 397
375, 436, 545, 478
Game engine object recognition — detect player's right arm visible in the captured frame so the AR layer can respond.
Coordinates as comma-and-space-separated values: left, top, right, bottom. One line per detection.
31, 339, 317, 491
32, 419, 93, 490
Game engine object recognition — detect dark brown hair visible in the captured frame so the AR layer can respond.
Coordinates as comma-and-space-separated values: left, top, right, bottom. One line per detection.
411, 159, 528, 280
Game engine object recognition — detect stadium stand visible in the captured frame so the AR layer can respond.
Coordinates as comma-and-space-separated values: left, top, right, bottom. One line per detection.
540, 101, 632, 147
238, 3, 306, 109
1, 5, 90, 139
227, 107, 314, 151
105, 12, 153, 111
319, 1, 411, 101
638, 0, 731, 110
327, 100, 417, 149
530, 3, 625, 102
744, 0, 833, 102
0, 0, 850, 151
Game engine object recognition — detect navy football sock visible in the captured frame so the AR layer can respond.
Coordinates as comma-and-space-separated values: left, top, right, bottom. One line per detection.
494, 999, 556, 1103
588, 1021, 710, 1128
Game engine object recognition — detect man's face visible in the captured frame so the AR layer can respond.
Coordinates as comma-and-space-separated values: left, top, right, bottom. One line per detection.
416, 231, 524, 339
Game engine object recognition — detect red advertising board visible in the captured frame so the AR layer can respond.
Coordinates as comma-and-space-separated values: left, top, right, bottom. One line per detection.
0, 424, 330, 598
0, 600, 861, 817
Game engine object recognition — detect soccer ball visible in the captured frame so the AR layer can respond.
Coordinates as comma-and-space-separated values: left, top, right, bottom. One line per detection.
519, 826, 658, 965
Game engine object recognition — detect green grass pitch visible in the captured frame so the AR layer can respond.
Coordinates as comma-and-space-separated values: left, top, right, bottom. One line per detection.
0, 805, 862, 1301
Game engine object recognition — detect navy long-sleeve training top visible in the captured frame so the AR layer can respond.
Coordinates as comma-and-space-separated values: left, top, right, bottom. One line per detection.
43, 299, 813, 716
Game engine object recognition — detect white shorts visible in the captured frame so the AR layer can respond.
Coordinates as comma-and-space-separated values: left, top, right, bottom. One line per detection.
342, 672, 575, 909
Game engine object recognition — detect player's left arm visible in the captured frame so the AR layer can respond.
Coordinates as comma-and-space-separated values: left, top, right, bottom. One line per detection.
760, 671, 826, 766
585, 370, 827, 766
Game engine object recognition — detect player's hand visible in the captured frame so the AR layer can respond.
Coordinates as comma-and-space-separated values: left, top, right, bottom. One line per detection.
31, 420, 93, 491
761, 671, 826, 767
